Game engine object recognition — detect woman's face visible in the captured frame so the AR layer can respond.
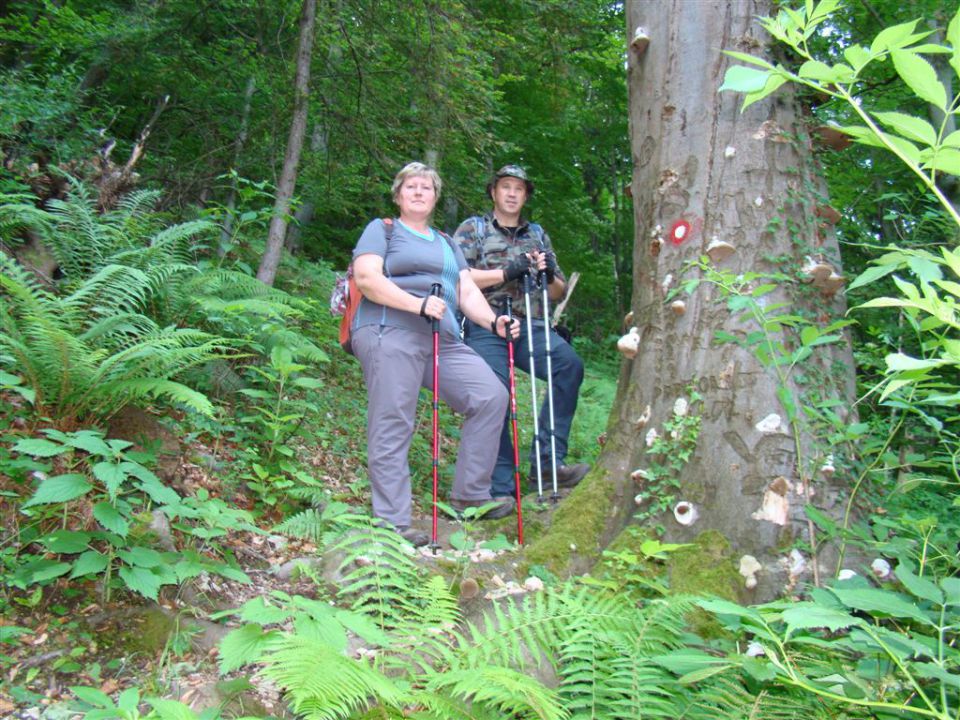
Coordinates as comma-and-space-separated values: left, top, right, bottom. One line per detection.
395, 174, 437, 218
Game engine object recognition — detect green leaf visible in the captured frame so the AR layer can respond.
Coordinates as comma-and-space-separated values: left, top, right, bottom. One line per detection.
30, 560, 72, 583
119, 546, 163, 568
697, 598, 764, 622
798, 60, 840, 81
923, 149, 960, 176
885, 353, 946, 371
948, 7, 960, 76
719, 65, 772, 93
890, 50, 947, 110
146, 699, 200, 720
69, 686, 113, 709
13, 438, 69, 457
652, 648, 732, 676
63, 432, 114, 457
118, 566, 162, 600
236, 597, 290, 625
69, 551, 109, 579
830, 586, 933, 624
848, 263, 898, 290
911, 663, 960, 689
871, 19, 921, 54
873, 112, 937, 147
843, 44, 871, 71
93, 502, 129, 536
894, 565, 943, 604
218, 624, 279, 674
22, 474, 93, 508
782, 603, 861, 634
741, 72, 788, 110
722, 50, 775, 69
941, 577, 960, 605
93, 462, 126, 500
41, 530, 92, 554
117, 687, 140, 712
335, 609, 391, 648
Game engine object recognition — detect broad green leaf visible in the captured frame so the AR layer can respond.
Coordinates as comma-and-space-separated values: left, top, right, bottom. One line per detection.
873, 112, 936, 147
830, 586, 933, 624
890, 50, 947, 110
653, 649, 732, 676
30, 560, 72, 583
846, 261, 898, 289
146, 699, 200, 720
22, 474, 93, 508
894, 565, 943, 604
119, 546, 164, 568
335, 608, 391, 648
719, 65, 772, 94
880, 131, 922, 164
93, 502, 129, 536
117, 688, 140, 712
93, 462, 126, 500
63, 432, 114, 457
911, 663, 960, 689
118, 565, 162, 600
782, 603, 860, 634
885, 353, 946, 371
41, 530, 92, 554
722, 50, 774, 69
69, 686, 113, 709
923, 149, 960, 176
940, 577, 960, 605
236, 596, 290, 625
871, 19, 920, 54
800, 325, 819, 346
70, 551, 109, 578
741, 72, 788, 110
905, 255, 943, 283
942, 131, 960, 149
13, 438, 69, 458
697, 598, 764, 622
798, 60, 839, 82
218, 624, 279, 674
291, 376, 323, 389
843, 44, 871, 71
949, 7, 960, 76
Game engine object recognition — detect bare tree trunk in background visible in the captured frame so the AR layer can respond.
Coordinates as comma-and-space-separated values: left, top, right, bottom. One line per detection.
220, 74, 257, 255
528, 0, 858, 600
257, 0, 317, 285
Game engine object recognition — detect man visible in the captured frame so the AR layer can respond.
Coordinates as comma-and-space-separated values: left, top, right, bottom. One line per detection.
453, 164, 590, 500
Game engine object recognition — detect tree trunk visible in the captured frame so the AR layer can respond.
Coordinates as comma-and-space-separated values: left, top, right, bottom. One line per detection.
527, 0, 858, 600
256, 0, 317, 286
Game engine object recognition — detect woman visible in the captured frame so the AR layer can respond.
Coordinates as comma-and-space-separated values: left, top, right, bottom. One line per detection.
351, 162, 520, 547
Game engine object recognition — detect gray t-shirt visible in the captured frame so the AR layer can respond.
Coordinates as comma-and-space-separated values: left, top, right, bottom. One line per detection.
352, 219, 467, 340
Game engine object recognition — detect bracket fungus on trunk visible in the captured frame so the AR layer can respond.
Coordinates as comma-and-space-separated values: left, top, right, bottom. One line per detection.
673, 501, 699, 526
617, 326, 641, 359
739, 554, 762, 589
705, 236, 736, 263
630, 26, 650, 57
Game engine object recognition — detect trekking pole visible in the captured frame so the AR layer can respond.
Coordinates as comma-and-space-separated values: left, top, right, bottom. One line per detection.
522, 273, 545, 503
504, 297, 524, 544
429, 282, 442, 553
538, 252, 560, 504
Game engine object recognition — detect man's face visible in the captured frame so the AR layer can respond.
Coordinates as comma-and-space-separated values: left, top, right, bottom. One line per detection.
492, 176, 528, 216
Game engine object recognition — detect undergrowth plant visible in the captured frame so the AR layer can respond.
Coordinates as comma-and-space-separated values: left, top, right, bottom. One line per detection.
6, 428, 253, 603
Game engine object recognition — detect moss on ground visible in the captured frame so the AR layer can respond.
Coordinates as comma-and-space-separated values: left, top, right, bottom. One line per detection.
667, 529, 742, 637
522, 467, 616, 576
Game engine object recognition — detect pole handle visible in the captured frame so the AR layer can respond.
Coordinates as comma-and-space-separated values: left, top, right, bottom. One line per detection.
430, 283, 442, 332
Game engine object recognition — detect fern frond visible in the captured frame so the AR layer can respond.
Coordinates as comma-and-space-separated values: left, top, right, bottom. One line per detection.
425, 665, 568, 720
274, 509, 327, 544
91, 378, 215, 417
407, 692, 501, 720
259, 635, 405, 720
677, 676, 844, 720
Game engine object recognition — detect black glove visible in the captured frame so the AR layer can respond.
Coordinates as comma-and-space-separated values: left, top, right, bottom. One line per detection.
503, 255, 530, 282
543, 251, 558, 284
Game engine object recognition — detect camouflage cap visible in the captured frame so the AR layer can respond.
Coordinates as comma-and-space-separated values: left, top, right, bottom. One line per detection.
487, 164, 534, 198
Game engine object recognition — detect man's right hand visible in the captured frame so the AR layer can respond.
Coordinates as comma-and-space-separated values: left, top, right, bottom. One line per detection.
503, 255, 530, 282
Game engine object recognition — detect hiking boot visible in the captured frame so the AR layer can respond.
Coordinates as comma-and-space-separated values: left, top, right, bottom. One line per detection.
450, 496, 516, 520
397, 527, 430, 547
529, 462, 590, 491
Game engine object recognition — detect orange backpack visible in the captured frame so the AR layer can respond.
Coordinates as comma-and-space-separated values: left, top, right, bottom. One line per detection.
330, 219, 393, 355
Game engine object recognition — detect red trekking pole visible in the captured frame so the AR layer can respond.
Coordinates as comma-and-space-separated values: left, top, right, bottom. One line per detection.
429, 283, 442, 553
504, 297, 524, 545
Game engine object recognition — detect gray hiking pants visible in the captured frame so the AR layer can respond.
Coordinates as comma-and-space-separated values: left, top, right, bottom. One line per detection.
352, 324, 508, 529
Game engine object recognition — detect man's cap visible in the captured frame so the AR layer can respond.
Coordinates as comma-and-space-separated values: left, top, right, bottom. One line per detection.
487, 164, 534, 197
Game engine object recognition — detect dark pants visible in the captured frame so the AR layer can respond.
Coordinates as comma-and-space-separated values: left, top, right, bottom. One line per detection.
464, 318, 584, 497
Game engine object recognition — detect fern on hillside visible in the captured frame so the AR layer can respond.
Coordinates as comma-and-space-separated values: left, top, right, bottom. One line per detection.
0, 253, 233, 424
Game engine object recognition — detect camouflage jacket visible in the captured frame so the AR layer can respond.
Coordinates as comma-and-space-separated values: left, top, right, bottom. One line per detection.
452, 213, 566, 319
